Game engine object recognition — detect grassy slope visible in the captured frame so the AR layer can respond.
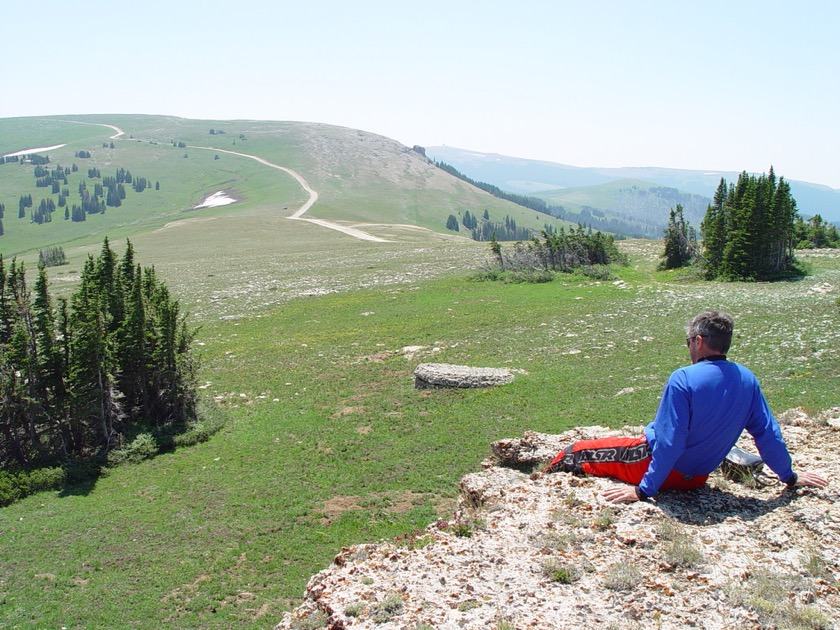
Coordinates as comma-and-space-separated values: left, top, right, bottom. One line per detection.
1, 244, 838, 628
0, 117, 838, 628
1, 115, 572, 262
533, 178, 657, 212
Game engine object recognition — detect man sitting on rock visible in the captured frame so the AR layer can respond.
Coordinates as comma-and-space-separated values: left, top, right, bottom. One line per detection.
545, 310, 828, 503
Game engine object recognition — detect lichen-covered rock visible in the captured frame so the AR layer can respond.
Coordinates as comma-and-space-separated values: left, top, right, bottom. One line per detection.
413, 363, 515, 389
275, 412, 840, 630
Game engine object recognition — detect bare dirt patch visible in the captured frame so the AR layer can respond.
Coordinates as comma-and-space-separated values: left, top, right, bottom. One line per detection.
318, 492, 452, 526
332, 405, 365, 418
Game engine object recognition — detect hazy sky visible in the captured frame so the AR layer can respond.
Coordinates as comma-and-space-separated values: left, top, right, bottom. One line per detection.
2, 1, 838, 187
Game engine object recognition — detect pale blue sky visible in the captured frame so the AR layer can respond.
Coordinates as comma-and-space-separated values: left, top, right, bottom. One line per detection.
2, 1, 838, 187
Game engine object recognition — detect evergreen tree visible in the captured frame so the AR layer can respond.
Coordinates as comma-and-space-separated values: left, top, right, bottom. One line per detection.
660, 204, 696, 269
68, 255, 119, 451
462, 210, 475, 230
33, 264, 69, 456
445, 215, 459, 231
0, 241, 199, 468
701, 169, 799, 280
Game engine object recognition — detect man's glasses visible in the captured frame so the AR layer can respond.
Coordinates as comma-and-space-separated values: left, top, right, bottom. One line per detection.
686, 335, 697, 347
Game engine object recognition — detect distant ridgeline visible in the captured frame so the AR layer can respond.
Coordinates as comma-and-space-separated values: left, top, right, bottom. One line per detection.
431, 159, 706, 239
0, 152, 158, 235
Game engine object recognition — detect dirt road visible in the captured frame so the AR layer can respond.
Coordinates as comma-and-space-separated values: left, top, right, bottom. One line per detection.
50, 121, 389, 243
192, 146, 389, 243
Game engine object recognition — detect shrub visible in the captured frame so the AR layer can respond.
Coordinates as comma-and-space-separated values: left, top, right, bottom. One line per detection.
592, 507, 617, 530
21, 467, 65, 493
604, 562, 642, 591
344, 603, 363, 617
664, 539, 704, 568
371, 592, 403, 623
440, 512, 485, 538
290, 610, 329, 630
541, 558, 581, 584
0, 467, 65, 506
107, 433, 158, 466
656, 518, 705, 568
727, 568, 831, 629
577, 264, 615, 281
0, 471, 22, 506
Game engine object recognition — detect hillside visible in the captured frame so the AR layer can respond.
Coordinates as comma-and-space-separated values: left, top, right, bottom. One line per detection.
1, 118, 838, 630
0, 116, 574, 262
426, 146, 840, 226
532, 179, 711, 239
277, 409, 840, 629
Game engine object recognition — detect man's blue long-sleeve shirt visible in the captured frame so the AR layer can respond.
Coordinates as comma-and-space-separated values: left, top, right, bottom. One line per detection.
639, 359, 793, 497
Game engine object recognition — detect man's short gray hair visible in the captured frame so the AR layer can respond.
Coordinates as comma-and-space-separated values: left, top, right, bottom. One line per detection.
688, 310, 734, 354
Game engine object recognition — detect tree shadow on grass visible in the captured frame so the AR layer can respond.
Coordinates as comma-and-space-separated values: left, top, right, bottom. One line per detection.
58, 459, 104, 498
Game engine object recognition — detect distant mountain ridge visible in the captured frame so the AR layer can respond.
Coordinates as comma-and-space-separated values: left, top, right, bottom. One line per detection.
426, 146, 840, 225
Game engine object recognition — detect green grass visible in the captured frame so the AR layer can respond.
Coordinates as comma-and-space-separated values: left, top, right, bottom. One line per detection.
1, 116, 839, 629
1, 246, 838, 628
0, 118, 308, 257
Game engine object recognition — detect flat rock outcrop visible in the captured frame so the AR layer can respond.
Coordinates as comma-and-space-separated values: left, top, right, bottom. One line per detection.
276, 408, 840, 629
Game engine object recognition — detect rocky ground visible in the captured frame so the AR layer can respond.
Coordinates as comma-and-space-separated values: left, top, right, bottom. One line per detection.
276, 408, 840, 629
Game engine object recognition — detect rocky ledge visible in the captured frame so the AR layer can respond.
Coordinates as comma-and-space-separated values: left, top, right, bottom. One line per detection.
276, 408, 840, 629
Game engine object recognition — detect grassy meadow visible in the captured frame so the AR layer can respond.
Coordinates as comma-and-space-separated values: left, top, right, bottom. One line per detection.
0, 116, 838, 628
1, 242, 838, 628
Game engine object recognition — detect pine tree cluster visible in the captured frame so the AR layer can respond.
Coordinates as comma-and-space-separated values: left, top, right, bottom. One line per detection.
794, 214, 840, 249
0, 155, 157, 233
701, 169, 799, 280
0, 239, 198, 471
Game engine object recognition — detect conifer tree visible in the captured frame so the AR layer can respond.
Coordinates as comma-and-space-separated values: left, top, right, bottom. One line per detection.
69, 255, 119, 450
700, 169, 799, 280
0, 241, 198, 468
33, 264, 68, 455
660, 205, 696, 269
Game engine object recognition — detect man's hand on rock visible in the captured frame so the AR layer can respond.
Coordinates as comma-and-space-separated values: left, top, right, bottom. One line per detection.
795, 471, 828, 489
602, 485, 639, 503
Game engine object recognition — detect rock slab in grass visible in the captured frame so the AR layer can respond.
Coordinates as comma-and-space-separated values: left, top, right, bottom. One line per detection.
413, 363, 515, 389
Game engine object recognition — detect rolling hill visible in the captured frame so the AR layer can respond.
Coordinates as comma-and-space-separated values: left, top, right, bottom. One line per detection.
1, 116, 838, 629
0, 116, 573, 258
426, 146, 840, 226
0, 115, 583, 319
529, 179, 710, 239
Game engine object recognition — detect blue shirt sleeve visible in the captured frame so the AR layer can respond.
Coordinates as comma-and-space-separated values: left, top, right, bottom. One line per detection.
745, 387, 794, 482
639, 372, 690, 497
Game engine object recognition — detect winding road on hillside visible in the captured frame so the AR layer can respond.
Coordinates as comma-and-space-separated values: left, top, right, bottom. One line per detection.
69, 121, 389, 242
191, 145, 388, 242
